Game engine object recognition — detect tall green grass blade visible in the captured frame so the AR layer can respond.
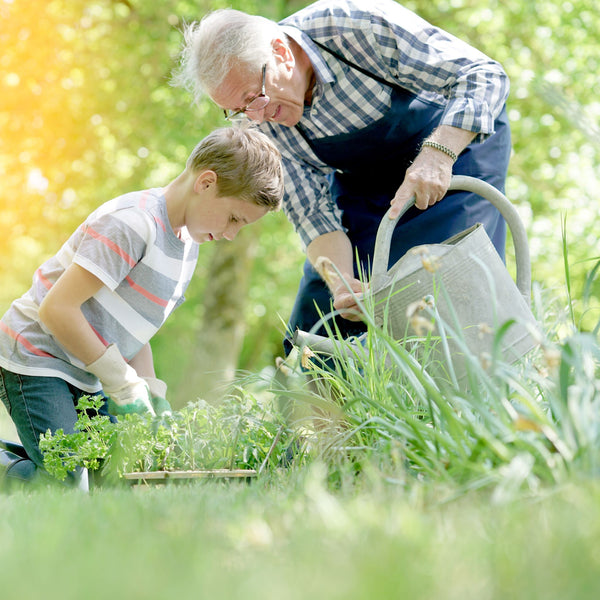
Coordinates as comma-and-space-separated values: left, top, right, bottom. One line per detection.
561, 214, 576, 327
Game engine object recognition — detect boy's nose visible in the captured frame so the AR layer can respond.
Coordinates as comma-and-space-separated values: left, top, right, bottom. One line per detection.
223, 223, 242, 241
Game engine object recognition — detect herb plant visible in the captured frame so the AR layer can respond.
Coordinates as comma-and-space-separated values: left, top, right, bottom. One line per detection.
39, 393, 291, 482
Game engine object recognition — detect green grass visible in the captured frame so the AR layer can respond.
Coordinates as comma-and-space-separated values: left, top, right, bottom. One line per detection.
1, 471, 600, 600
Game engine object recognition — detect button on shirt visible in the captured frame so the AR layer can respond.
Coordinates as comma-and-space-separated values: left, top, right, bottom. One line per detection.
258, 0, 509, 249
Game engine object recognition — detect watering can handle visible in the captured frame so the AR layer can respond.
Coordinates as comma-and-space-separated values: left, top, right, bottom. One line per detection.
371, 175, 532, 304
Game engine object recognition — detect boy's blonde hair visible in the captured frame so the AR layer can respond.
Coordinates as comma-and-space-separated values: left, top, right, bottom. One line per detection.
187, 126, 283, 211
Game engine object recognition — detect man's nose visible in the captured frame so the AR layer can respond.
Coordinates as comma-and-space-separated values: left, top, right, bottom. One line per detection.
247, 107, 267, 124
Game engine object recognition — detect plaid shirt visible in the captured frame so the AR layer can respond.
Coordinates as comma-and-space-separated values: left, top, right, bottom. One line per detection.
259, 0, 510, 248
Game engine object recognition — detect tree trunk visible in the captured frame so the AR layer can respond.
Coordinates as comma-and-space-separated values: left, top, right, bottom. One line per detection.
177, 226, 259, 404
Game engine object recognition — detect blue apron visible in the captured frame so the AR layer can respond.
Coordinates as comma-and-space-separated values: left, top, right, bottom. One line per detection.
285, 67, 511, 351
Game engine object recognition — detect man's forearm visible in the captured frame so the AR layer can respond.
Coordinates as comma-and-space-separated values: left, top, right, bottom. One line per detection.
306, 231, 355, 293
422, 125, 477, 160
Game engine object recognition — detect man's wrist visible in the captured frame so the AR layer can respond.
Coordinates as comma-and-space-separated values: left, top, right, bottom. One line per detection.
421, 140, 458, 162
330, 273, 354, 296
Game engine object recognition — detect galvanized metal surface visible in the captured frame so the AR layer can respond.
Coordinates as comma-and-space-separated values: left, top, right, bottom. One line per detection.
371, 175, 532, 303
295, 176, 540, 388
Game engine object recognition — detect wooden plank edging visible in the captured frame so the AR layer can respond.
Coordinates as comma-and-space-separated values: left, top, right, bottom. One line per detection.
122, 469, 257, 480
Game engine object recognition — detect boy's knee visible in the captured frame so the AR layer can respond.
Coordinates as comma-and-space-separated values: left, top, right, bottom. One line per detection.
1, 448, 37, 490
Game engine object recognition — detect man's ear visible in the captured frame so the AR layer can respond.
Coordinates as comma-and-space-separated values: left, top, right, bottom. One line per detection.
272, 37, 295, 67
194, 169, 217, 193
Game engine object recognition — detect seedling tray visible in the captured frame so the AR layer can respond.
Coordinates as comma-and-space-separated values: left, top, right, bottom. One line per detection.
123, 469, 257, 485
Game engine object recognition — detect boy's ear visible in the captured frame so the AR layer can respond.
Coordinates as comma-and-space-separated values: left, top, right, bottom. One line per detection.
193, 169, 217, 193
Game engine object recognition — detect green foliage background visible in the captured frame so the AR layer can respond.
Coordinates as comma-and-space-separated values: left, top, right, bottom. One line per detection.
1, 0, 598, 402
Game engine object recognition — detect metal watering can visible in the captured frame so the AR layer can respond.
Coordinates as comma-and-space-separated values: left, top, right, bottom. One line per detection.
369, 175, 538, 385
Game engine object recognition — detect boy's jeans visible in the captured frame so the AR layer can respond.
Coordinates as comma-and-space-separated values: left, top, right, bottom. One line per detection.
0, 366, 114, 486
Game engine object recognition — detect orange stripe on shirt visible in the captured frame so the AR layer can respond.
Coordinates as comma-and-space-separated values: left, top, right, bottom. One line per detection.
0, 321, 55, 358
35, 268, 53, 291
138, 191, 149, 210
125, 276, 168, 307
85, 226, 137, 267
154, 215, 167, 232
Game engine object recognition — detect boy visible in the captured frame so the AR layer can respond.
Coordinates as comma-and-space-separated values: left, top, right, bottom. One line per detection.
0, 126, 283, 488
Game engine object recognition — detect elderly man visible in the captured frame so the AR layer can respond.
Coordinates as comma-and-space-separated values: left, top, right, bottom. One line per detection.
175, 0, 511, 350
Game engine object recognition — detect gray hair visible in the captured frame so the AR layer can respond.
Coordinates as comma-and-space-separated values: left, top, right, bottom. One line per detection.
173, 9, 283, 104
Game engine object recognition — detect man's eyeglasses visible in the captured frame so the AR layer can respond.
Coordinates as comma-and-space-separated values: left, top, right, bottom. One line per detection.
224, 64, 270, 121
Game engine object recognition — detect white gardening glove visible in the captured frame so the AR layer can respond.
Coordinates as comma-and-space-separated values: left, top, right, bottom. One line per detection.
142, 376, 172, 416
86, 345, 155, 417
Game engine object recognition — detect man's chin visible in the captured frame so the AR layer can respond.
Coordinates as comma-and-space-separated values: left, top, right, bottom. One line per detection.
272, 105, 303, 128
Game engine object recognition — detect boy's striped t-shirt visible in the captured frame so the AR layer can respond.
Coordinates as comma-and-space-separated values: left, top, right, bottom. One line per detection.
0, 188, 199, 392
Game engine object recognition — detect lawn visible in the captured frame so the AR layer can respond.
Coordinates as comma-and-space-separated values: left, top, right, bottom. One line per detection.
1, 470, 600, 600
